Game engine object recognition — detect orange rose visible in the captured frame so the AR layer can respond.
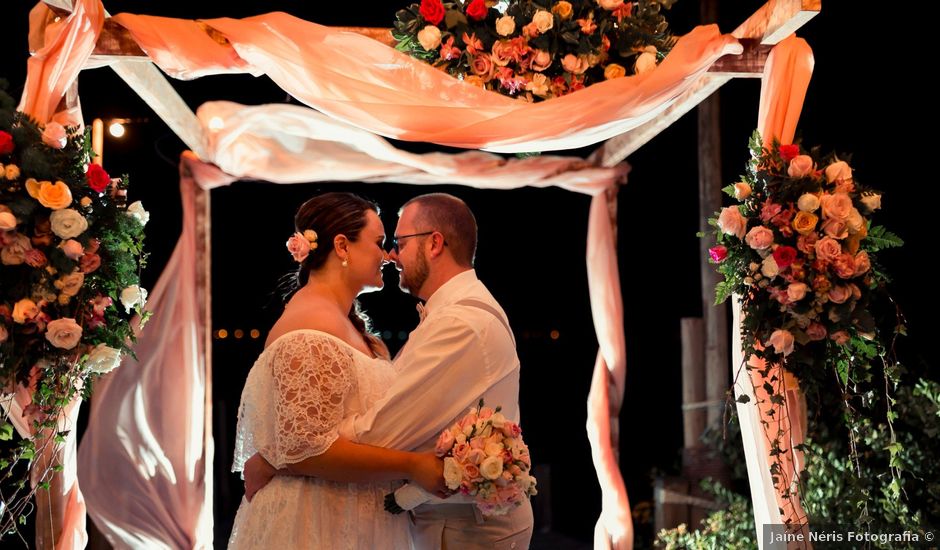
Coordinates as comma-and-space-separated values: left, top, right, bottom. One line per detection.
37, 180, 73, 210
604, 63, 626, 79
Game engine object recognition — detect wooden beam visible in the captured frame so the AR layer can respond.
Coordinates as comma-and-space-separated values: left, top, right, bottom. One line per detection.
708, 40, 770, 77
588, 73, 732, 168
109, 60, 208, 158
733, 0, 821, 45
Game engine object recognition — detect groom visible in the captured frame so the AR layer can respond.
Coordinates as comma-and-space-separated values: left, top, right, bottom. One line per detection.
246, 193, 533, 549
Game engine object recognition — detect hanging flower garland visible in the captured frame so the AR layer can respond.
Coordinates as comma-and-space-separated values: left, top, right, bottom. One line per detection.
0, 85, 149, 533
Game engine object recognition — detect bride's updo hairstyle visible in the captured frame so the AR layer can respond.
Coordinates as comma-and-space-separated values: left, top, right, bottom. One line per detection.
286, 192, 386, 357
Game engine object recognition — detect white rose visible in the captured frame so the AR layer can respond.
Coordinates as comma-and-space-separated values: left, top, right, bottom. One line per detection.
733, 182, 751, 200
454, 431, 467, 446
443, 457, 463, 490
474, 421, 493, 438
120, 285, 148, 313
860, 194, 881, 213
127, 201, 150, 226
496, 15, 516, 36
797, 193, 820, 212
480, 456, 504, 480
45, 317, 83, 350
761, 254, 779, 278
484, 441, 505, 457
86, 344, 123, 374
490, 412, 507, 429
417, 25, 442, 51
825, 160, 852, 184
50, 208, 89, 239
1, 233, 32, 265
532, 10, 554, 33
0, 211, 16, 231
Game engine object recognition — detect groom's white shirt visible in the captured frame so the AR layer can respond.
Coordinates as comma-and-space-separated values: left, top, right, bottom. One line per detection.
338, 269, 520, 452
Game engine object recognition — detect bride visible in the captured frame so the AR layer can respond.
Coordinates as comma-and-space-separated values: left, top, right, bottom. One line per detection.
228, 192, 444, 549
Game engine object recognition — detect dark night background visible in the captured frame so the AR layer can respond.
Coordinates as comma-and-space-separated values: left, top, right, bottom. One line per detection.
1, 0, 936, 547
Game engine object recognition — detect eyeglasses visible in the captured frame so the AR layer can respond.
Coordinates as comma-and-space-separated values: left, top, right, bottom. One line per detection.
391, 231, 439, 253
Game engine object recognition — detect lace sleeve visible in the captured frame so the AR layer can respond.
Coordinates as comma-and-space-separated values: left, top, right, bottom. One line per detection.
268, 332, 355, 467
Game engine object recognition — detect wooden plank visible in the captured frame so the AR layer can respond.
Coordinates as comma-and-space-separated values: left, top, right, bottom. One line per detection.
109, 60, 208, 158
733, 0, 821, 45
588, 73, 731, 167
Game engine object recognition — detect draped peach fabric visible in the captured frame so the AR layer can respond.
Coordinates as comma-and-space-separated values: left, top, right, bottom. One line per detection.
76, 163, 213, 550
732, 34, 815, 546
110, 11, 740, 152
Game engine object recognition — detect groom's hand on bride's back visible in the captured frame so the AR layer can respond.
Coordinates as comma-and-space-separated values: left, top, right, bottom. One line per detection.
244, 453, 276, 501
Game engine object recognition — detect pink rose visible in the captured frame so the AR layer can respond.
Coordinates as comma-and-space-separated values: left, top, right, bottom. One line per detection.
467, 448, 486, 465
13, 299, 40, 324
854, 251, 871, 276
501, 422, 521, 438
577, 17, 597, 34
463, 463, 481, 481
787, 155, 815, 178
598, 0, 624, 9
828, 285, 852, 304
479, 407, 494, 420
825, 160, 852, 185
435, 429, 456, 456
832, 253, 857, 279
717, 206, 747, 239
90, 295, 113, 316
830, 330, 850, 345
733, 182, 752, 200
806, 322, 827, 341
470, 436, 485, 450
820, 193, 853, 221
45, 317, 83, 349
821, 218, 849, 240
286, 232, 310, 263
745, 226, 774, 250
849, 283, 862, 300
767, 329, 795, 356
59, 239, 84, 260
787, 282, 809, 302
491, 40, 515, 67
42, 122, 67, 149
469, 54, 496, 80
452, 442, 470, 463
814, 237, 842, 262
797, 233, 819, 255
708, 245, 728, 263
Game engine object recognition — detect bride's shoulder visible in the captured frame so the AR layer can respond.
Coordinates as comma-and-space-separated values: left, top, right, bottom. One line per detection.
264, 310, 349, 351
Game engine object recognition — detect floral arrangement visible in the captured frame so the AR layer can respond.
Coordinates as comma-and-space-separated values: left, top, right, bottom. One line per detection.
704, 131, 908, 523
393, 0, 676, 101
0, 84, 148, 532
385, 401, 537, 516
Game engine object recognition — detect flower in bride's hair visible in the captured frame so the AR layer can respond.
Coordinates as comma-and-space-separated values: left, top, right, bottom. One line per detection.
303, 229, 319, 250
287, 232, 310, 263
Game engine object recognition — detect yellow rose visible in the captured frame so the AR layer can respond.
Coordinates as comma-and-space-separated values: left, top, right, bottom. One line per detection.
552, 1, 573, 20
532, 10, 554, 33
792, 211, 818, 235
604, 63, 626, 79
463, 75, 486, 88
495, 15, 516, 36
37, 180, 73, 210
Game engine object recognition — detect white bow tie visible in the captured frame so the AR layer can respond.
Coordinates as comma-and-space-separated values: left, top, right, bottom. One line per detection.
416, 303, 428, 323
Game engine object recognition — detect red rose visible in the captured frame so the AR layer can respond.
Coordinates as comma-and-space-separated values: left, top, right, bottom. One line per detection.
466, 0, 487, 20
779, 144, 799, 162
708, 245, 728, 263
0, 131, 14, 155
86, 163, 110, 193
420, 0, 445, 25
772, 245, 797, 269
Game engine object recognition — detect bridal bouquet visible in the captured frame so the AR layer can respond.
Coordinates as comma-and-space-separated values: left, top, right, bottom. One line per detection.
385, 401, 537, 516
393, 0, 676, 101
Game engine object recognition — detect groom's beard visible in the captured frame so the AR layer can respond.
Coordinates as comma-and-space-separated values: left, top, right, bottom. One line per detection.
399, 247, 429, 296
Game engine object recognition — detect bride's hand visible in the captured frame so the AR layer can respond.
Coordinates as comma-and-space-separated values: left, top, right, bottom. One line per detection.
244, 453, 276, 501
409, 452, 448, 498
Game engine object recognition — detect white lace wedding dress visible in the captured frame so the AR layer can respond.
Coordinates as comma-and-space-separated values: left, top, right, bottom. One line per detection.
228, 330, 412, 549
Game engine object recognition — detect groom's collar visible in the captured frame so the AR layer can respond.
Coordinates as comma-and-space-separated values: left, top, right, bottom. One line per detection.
422, 269, 478, 316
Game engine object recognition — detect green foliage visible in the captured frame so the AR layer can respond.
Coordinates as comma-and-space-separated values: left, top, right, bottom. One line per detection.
655, 479, 757, 549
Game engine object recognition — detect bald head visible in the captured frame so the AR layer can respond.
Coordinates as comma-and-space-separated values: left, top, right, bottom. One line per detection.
401, 193, 477, 267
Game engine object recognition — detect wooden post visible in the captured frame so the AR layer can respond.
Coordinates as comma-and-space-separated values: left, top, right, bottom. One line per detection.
680, 318, 706, 448
698, 0, 729, 428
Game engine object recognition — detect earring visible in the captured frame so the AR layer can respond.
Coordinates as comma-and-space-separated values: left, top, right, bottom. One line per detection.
342, 257, 349, 268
